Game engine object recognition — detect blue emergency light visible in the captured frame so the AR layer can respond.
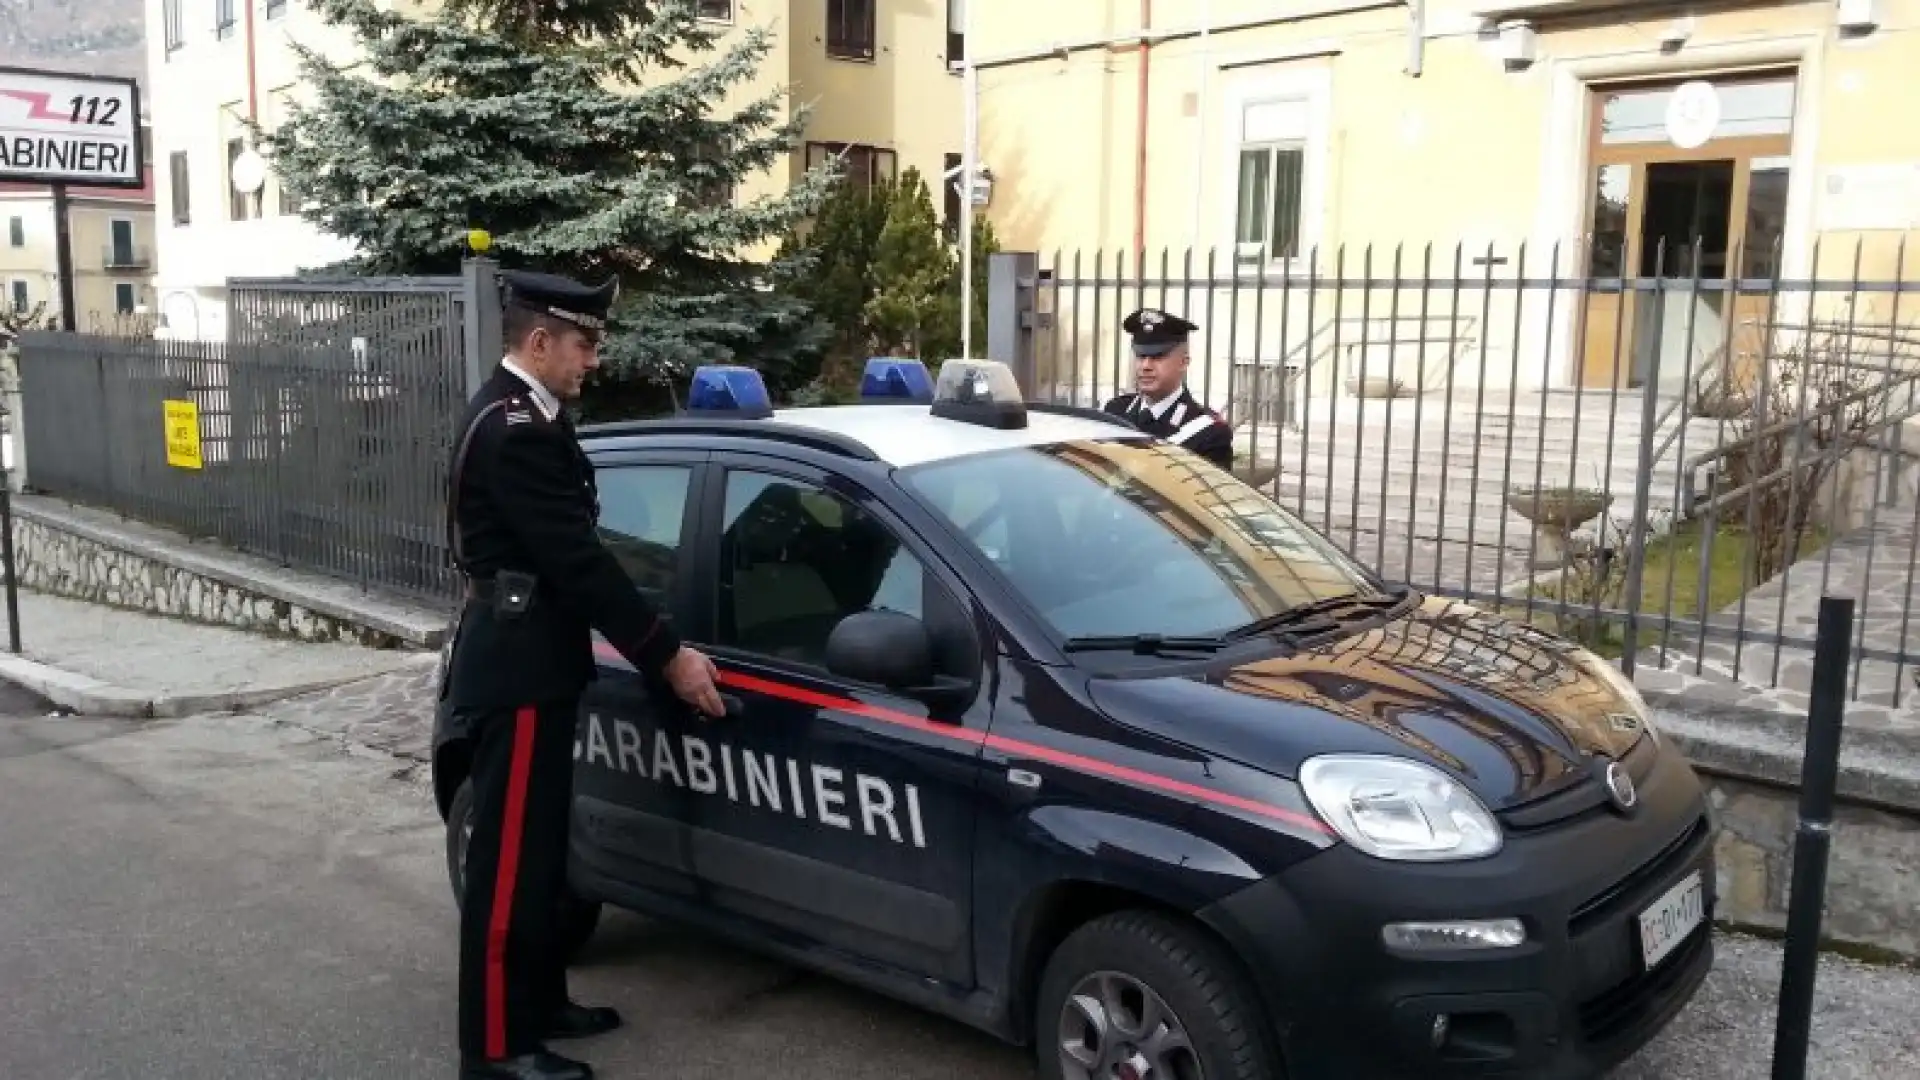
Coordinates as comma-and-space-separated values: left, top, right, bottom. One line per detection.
686, 365, 774, 420
859, 358, 934, 403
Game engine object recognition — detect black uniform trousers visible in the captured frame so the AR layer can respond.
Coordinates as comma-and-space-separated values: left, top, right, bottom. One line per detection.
458, 696, 579, 1060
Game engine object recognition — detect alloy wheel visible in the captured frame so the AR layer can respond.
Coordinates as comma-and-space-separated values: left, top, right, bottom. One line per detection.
1057, 970, 1204, 1080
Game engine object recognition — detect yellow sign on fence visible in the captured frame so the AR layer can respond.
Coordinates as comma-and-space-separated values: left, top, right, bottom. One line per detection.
163, 399, 202, 470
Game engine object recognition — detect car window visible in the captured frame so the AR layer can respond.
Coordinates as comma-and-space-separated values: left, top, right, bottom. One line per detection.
900, 439, 1381, 641
717, 469, 924, 668
595, 464, 693, 602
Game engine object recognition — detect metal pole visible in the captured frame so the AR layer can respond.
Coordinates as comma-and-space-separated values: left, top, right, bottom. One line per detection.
1770, 593, 1854, 1080
960, 56, 979, 360
52, 184, 76, 333
1190, 0, 1212, 242
0, 444, 19, 653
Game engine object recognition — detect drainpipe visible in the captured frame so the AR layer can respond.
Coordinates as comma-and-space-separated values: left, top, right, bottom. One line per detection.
244, 0, 259, 123
1133, 0, 1151, 258
1191, 0, 1213, 244
960, 0, 978, 359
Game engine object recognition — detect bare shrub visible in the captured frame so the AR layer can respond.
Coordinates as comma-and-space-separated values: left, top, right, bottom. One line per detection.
1693, 326, 1906, 583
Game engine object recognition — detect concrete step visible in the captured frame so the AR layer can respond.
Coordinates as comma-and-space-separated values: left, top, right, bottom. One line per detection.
1270, 478, 1687, 517
1251, 459, 1689, 498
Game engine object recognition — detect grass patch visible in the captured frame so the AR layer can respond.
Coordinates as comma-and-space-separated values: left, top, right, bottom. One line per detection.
1489, 518, 1833, 659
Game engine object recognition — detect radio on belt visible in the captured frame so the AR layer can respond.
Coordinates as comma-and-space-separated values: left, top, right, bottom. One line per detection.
686, 365, 774, 420
931, 358, 1027, 430
859, 358, 935, 403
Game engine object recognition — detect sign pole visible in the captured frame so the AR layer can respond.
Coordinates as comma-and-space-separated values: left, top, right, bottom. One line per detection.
1770, 593, 1853, 1080
51, 182, 74, 332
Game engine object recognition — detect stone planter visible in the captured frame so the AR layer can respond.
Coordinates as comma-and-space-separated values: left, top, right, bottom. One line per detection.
1506, 486, 1608, 568
1347, 373, 1408, 399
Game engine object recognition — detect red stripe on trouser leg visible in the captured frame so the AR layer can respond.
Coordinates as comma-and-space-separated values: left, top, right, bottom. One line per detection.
485, 705, 539, 1060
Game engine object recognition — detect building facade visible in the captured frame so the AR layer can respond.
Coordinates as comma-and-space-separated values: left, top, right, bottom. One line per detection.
967, 0, 1920, 401
0, 170, 159, 334
142, 0, 965, 341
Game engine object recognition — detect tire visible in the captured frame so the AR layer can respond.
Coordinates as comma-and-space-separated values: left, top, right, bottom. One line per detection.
1035, 909, 1283, 1080
445, 777, 603, 962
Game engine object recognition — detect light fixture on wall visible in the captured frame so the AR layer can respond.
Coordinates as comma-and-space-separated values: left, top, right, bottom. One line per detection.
1496, 20, 1537, 71
1837, 0, 1878, 35
1658, 17, 1694, 52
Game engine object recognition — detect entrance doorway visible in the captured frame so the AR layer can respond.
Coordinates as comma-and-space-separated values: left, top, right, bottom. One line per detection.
1577, 72, 1796, 393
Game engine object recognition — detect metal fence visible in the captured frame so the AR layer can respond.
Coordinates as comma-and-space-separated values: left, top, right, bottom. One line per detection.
995, 236, 1920, 707
15, 271, 487, 604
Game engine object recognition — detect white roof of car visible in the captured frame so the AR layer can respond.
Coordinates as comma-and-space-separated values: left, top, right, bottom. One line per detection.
764, 404, 1142, 468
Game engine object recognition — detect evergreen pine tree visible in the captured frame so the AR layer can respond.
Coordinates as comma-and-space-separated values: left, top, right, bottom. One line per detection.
260, 0, 834, 407
863, 168, 956, 359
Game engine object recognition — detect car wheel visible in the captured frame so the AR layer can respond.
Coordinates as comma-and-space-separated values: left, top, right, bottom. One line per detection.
1036, 910, 1283, 1080
445, 777, 603, 962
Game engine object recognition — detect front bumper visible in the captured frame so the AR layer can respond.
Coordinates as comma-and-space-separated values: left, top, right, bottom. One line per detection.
1201, 746, 1717, 1080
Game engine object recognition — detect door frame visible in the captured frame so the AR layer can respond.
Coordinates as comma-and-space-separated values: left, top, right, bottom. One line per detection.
683, 448, 994, 985
1538, 34, 1827, 390
1575, 71, 1797, 390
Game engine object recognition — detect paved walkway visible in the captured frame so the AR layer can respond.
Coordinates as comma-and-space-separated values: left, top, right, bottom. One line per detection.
1633, 514, 1920, 731
0, 588, 435, 717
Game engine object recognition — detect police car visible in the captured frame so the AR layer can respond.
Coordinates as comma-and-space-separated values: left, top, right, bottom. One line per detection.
432, 358, 1716, 1080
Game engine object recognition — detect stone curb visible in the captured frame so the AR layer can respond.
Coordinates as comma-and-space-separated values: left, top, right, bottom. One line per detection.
0, 650, 441, 720
11, 495, 453, 649
1648, 699, 1920, 817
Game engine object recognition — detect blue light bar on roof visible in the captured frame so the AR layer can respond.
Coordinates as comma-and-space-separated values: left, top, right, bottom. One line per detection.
859, 357, 934, 403
687, 365, 773, 420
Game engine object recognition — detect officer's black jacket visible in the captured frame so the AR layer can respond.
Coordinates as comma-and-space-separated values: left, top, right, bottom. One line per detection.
443, 364, 682, 711
1102, 387, 1236, 469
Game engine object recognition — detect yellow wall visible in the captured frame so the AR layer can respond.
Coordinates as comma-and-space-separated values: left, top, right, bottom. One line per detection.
0, 195, 157, 329
786, 0, 964, 195
972, 0, 1920, 399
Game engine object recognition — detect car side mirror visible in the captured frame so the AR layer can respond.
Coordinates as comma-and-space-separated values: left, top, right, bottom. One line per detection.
825, 609, 936, 689
824, 609, 973, 712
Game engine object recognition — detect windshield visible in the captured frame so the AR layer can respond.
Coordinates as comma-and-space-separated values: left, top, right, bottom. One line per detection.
898, 439, 1387, 640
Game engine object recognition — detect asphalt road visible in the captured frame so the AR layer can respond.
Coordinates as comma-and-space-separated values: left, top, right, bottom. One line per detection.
1, 690, 1916, 1080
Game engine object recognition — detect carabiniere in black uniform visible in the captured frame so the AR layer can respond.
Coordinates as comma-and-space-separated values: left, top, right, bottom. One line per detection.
443, 271, 682, 1080
1101, 307, 1237, 469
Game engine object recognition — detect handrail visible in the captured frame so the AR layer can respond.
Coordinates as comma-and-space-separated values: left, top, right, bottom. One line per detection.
1646, 341, 1722, 471
1689, 386, 1920, 518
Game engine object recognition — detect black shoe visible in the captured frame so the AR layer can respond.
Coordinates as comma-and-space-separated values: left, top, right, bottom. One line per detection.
460, 1048, 593, 1080
543, 1000, 623, 1040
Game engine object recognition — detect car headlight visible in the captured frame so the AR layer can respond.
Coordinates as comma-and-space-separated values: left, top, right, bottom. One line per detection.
1586, 655, 1659, 747
1298, 755, 1503, 862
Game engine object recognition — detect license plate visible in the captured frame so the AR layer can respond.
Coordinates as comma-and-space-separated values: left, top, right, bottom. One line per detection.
1637, 869, 1706, 970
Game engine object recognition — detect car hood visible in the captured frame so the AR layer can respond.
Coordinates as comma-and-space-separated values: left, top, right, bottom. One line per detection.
1085, 595, 1651, 811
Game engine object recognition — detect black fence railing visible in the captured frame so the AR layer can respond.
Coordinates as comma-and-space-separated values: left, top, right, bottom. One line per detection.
16, 326, 470, 605
1000, 236, 1920, 706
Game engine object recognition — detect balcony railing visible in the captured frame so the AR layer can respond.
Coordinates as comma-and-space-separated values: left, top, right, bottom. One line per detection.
103, 246, 152, 270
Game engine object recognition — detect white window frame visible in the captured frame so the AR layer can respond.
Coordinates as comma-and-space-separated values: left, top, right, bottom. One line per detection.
9, 279, 28, 312
1218, 66, 1330, 276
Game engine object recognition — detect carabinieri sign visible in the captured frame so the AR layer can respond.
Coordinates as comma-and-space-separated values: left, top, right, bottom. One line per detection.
0, 65, 144, 189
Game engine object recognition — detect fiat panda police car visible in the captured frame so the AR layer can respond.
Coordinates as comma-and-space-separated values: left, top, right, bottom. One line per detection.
432, 357, 1716, 1080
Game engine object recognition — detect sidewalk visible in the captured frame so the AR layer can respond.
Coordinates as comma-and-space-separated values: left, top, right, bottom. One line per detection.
0, 588, 437, 718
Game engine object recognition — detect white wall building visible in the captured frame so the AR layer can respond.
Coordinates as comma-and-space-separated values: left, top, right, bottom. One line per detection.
142, 0, 367, 340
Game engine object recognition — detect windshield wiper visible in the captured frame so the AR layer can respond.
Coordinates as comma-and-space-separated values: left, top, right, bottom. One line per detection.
1062, 633, 1229, 656
1225, 585, 1415, 642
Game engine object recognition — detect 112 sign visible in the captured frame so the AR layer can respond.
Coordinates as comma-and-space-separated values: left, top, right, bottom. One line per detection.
68, 95, 123, 127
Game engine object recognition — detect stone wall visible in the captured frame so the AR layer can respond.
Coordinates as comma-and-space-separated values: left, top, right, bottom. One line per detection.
1705, 772, 1920, 962
4, 511, 413, 649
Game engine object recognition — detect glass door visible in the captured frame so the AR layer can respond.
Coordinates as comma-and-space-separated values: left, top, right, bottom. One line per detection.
1576, 72, 1798, 392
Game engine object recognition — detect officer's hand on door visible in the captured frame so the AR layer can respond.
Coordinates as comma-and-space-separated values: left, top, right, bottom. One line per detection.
665, 645, 727, 718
